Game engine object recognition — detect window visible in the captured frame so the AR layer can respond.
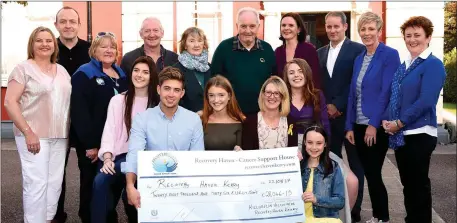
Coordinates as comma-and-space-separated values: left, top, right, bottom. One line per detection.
121, 2, 174, 54
122, 1, 233, 62
189, 2, 233, 61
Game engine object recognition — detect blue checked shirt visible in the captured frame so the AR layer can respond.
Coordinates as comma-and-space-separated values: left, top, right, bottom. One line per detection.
124, 105, 204, 174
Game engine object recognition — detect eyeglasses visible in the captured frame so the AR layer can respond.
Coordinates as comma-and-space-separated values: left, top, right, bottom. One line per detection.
263, 91, 282, 98
96, 32, 116, 39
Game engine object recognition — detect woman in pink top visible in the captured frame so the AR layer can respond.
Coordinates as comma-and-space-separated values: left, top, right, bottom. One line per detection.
4, 26, 71, 223
91, 56, 159, 223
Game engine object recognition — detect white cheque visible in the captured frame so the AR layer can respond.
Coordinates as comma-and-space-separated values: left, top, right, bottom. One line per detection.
137, 147, 305, 223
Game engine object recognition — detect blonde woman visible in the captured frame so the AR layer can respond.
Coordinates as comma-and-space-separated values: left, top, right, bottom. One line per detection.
4, 26, 71, 223
241, 76, 297, 150
70, 31, 127, 223
345, 12, 400, 223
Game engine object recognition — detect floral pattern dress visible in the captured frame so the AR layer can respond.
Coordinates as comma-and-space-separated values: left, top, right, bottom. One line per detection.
257, 112, 288, 149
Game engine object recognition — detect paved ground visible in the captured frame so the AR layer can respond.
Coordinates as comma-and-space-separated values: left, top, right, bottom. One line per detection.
1, 139, 455, 223
387, 149, 456, 223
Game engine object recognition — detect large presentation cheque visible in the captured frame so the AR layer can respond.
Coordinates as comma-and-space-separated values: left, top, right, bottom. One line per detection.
137, 147, 305, 223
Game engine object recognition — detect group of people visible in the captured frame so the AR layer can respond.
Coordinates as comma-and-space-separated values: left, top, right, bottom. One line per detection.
3, 5, 446, 223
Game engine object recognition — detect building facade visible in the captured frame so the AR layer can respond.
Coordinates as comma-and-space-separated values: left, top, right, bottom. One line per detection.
1, 1, 445, 125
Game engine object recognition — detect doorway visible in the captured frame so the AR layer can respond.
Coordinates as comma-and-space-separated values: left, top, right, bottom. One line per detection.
296, 12, 351, 49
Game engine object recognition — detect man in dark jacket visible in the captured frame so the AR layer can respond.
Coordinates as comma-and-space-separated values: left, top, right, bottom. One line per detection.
53, 6, 91, 223
120, 17, 178, 75
317, 11, 365, 222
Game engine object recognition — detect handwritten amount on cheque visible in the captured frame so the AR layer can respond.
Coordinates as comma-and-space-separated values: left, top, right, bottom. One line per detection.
146, 178, 294, 199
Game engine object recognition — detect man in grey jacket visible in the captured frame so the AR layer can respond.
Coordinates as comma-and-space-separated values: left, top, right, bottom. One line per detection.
121, 17, 178, 75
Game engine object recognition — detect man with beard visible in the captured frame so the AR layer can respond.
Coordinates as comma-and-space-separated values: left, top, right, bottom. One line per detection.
121, 17, 178, 75
53, 6, 91, 223
124, 67, 204, 211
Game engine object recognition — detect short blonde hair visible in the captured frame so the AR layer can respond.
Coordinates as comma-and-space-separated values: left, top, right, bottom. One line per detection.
89, 32, 119, 63
358, 11, 383, 32
258, 76, 290, 116
178, 27, 209, 54
27, 26, 59, 63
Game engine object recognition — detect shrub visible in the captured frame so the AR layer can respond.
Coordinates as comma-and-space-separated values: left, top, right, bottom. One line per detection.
444, 47, 457, 103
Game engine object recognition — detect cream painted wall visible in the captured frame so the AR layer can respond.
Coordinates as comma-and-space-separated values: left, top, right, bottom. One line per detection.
1, 2, 63, 87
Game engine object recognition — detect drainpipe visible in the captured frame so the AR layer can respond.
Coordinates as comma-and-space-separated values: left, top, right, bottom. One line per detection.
87, 1, 93, 42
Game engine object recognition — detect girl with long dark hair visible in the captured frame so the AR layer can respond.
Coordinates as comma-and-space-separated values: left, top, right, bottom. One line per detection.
300, 125, 345, 223
91, 56, 159, 223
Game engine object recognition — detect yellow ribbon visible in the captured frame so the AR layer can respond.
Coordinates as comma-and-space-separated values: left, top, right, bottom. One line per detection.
288, 124, 294, 136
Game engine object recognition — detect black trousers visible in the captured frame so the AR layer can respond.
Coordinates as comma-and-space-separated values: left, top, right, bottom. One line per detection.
76, 148, 99, 223
329, 115, 364, 217
354, 124, 390, 221
395, 133, 436, 223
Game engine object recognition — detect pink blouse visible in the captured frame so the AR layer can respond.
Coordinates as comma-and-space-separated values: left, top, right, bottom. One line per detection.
98, 94, 148, 161
8, 60, 71, 138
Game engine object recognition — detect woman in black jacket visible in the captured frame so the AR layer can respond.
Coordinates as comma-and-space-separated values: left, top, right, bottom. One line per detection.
173, 27, 211, 113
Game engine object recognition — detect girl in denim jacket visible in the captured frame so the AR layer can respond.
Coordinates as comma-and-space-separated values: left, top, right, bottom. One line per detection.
300, 125, 345, 223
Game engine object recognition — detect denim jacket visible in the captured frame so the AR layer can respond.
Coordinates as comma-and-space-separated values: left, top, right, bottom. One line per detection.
301, 159, 345, 218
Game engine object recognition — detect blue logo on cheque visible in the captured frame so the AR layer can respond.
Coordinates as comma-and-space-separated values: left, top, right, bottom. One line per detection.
152, 153, 178, 173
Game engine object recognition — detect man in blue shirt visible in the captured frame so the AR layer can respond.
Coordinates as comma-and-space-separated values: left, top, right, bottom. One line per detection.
124, 66, 204, 210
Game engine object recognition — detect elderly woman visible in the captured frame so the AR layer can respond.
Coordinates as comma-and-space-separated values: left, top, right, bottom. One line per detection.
173, 27, 211, 112
4, 26, 71, 223
275, 12, 321, 88
241, 76, 297, 150
345, 12, 400, 223
382, 16, 446, 223
70, 31, 127, 223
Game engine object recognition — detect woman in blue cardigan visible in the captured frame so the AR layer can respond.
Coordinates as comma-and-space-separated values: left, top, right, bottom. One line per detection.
345, 12, 400, 223
382, 16, 446, 223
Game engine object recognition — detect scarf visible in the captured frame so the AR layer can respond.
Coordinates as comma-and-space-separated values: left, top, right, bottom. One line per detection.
388, 57, 425, 149
178, 50, 210, 72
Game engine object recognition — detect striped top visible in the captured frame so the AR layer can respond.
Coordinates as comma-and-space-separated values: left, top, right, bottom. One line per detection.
356, 54, 373, 125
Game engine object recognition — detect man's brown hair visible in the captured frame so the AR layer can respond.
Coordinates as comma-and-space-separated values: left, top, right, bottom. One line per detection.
56, 6, 81, 24
158, 66, 186, 89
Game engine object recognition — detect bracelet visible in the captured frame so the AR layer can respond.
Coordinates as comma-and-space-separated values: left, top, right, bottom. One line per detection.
22, 127, 30, 134
395, 120, 401, 128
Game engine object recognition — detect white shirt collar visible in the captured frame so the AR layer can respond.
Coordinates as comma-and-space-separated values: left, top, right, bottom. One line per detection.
405, 47, 432, 65
329, 37, 346, 50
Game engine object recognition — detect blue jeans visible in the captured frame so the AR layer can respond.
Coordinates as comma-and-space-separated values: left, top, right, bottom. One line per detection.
90, 153, 136, 223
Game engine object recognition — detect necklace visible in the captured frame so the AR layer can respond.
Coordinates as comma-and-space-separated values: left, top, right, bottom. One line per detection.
109, 76, 119, 87
104, 68, 120, 87
36, 63, 53, 74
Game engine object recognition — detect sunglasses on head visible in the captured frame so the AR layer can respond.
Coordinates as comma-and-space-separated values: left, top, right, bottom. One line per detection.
96, 32, 116, 39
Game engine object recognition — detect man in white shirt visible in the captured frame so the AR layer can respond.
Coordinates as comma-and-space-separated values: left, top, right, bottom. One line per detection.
317, 11, 365, 223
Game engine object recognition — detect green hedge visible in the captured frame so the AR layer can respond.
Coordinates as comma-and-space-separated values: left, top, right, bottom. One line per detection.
444, 48, 457, 103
